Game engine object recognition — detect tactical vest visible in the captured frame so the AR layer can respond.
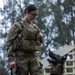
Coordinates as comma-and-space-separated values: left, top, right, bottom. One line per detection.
14, 20, 41, 51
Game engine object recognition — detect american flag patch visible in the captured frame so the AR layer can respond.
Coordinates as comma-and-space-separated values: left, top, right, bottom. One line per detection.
9, 27, 14, 32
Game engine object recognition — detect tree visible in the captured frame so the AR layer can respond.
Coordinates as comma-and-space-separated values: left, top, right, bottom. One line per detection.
1, 0, 75, 66
49, 0, 75, 49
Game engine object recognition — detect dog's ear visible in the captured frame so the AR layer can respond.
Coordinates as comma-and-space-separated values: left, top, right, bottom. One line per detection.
61, 54, 67, 64
49, 50, 55, 59
47, 59, 51, 63
39, 62, 43, 67
49, 50, 52, 57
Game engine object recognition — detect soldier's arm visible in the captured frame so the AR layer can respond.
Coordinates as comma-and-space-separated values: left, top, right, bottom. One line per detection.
33, 24, 43, 43
6, 22, 22, 62
37, 32, 43, 43
37, 27, 43, 43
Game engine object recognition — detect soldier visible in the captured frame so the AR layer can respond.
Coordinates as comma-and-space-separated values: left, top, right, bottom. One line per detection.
6, 4, 43, 75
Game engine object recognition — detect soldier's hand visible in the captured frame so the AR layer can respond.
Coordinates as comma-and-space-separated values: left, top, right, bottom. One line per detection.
10, 61, 16, 68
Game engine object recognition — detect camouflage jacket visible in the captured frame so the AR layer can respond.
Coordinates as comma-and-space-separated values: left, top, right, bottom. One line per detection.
6, 19, 43, 62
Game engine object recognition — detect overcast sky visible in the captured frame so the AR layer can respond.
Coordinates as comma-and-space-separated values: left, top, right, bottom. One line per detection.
0, 0, 3, 8
0, 0, 3, 20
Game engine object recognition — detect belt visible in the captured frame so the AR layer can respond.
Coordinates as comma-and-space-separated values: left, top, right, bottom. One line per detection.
15, 50, 40, 57
16, 49, 37, 53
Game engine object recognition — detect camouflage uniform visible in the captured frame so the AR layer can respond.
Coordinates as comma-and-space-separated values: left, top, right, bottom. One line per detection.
6, 19, 43, 75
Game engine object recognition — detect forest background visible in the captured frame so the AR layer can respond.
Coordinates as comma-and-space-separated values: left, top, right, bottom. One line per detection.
0, 0, 75, 75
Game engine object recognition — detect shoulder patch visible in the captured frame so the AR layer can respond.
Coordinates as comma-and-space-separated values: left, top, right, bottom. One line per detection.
9, 27, 14, 32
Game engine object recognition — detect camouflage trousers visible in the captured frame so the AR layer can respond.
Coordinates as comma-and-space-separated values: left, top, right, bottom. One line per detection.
14, 52, 43, 75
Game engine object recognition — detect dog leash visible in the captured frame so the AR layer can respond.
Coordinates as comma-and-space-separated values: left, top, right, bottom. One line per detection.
3, 68, 12, 75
